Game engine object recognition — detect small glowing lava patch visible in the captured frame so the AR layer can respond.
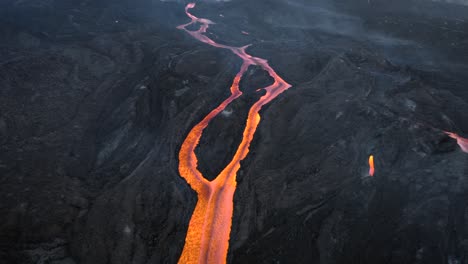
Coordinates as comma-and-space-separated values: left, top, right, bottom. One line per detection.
368, 155, 375, 176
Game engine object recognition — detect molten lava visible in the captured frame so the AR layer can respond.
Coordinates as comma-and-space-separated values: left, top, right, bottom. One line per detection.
177, 3, 291, 264
445, 131, 468, 153
368, 155, 375, 176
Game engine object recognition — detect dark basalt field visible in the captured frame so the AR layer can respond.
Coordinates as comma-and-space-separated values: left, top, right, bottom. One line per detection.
1, 0, 468, 263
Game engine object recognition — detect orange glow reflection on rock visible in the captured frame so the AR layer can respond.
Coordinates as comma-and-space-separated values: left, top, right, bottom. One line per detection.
177, 3, 292, 264
368, 155, 375, 176
445, 131, 468, 153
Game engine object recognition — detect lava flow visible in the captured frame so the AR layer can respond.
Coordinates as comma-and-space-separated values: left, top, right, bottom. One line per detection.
445, 131, 468, 153
176, 3, 291, 264
368, 155, 375, 176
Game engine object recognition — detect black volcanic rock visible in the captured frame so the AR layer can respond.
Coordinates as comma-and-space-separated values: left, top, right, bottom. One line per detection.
1, 0, 468, 264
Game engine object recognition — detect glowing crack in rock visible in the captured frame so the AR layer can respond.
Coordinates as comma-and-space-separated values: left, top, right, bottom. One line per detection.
368, 155, 375, 176
445, 131, 468, 153
176, 3, 292, 264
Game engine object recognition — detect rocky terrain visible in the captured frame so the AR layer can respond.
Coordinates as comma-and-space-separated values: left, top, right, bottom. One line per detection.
1, 0, 468, 263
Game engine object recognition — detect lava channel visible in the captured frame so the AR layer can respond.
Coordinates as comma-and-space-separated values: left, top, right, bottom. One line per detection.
176, 3, 292, 264
445, 131, 468, 153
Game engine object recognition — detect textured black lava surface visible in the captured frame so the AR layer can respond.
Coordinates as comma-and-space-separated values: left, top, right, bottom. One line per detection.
1, 0, 468, 263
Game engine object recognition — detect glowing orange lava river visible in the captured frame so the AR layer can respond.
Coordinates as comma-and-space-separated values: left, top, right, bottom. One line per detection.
176, 3, 291, 264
